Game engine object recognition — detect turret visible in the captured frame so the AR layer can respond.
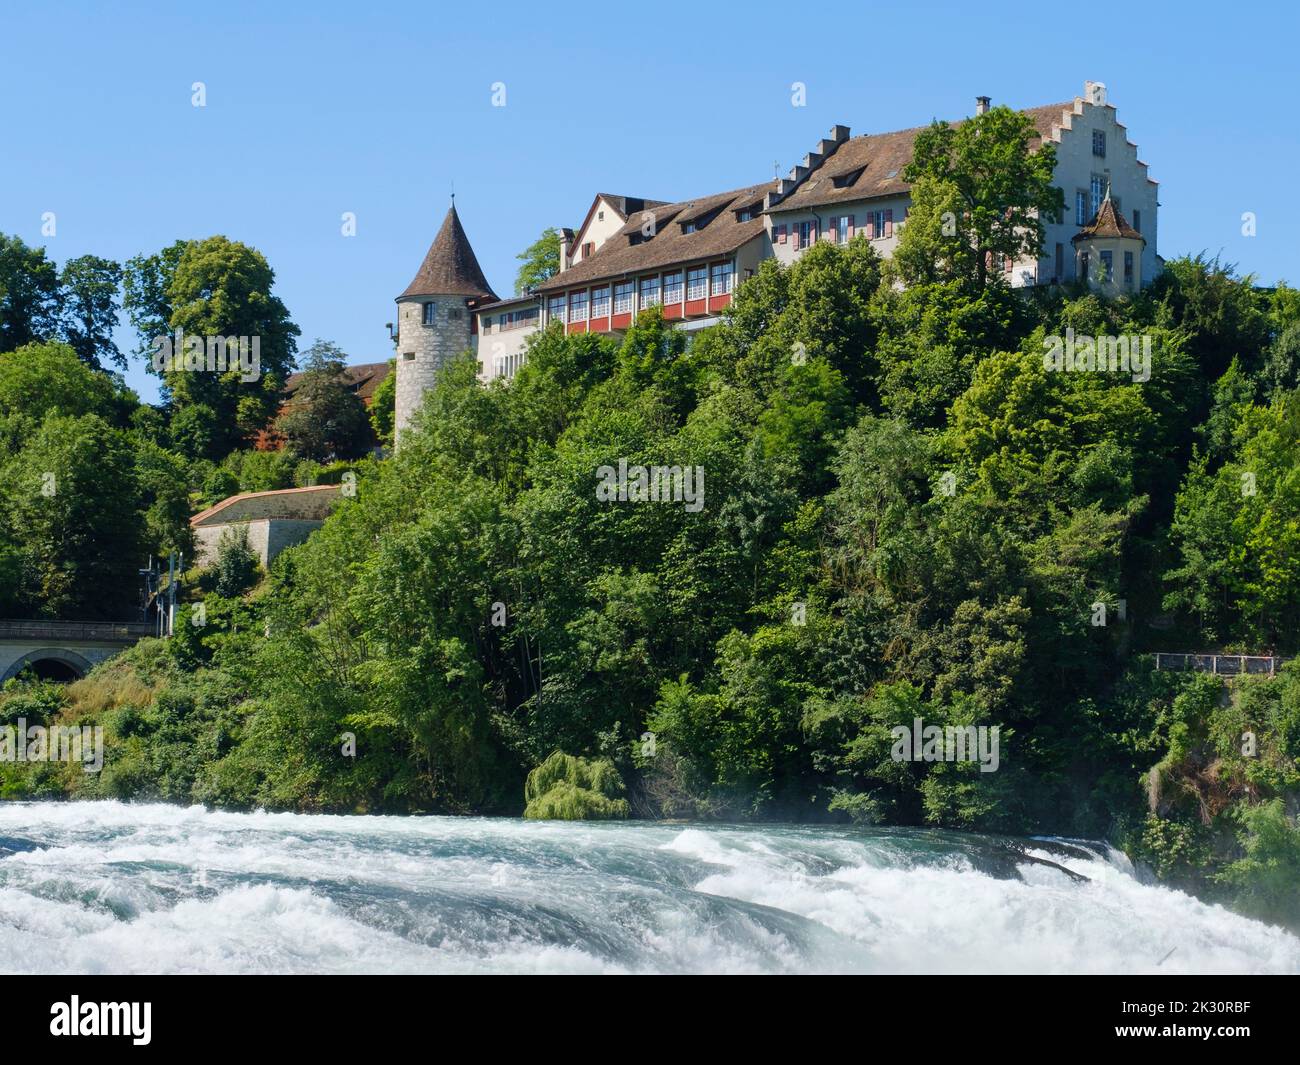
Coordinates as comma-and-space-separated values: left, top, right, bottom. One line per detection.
394, 202, 495, 443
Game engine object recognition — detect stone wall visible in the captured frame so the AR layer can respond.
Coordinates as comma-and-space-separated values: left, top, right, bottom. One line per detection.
395, 295, 475, 441
192, 518, 324, 568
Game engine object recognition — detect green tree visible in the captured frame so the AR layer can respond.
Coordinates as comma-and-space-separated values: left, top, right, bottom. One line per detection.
122, 240, 191, 359
212, 526, 261, 597
898, 106, 1064, 288
0, 341, 126, 424
0, 235, 61, 352
162, 236, 300, 457
2, 413, 143, 618
514, 227, 560, 294
58, 255, 123, 369
368, 358, 396, 447
274, 340, 373, 461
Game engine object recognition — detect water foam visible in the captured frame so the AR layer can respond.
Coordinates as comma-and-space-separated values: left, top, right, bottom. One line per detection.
0, 801, 1295, 974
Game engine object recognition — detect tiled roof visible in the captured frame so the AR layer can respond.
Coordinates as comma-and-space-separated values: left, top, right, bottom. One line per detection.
769, 102, 1077, 213
284, 360, 391, 404
190, 485, 341, 527
398, 204, 496, 300
535, 182, 776, 292
597, 194, 669, 221
1072, 196, 1145, 242
475, 292, 542, 311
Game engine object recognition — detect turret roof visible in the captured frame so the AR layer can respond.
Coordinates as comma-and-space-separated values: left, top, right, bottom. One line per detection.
398, 204, 497, 300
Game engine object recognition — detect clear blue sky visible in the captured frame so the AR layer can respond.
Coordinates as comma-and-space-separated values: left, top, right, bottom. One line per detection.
2, 0, 1296, 403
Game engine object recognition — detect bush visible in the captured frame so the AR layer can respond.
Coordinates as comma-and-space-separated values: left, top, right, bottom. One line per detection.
523, 751, 629, 820
212, 526, 261, 597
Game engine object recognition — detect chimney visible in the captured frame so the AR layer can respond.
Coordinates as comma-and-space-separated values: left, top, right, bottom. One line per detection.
975, 95, 991, 115
1084, 81, 1107, 106
557, 228, 573, 273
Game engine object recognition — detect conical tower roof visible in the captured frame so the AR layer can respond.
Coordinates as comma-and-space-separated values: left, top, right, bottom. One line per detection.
1072, 191, 1145, 243
398, 203, 497, 300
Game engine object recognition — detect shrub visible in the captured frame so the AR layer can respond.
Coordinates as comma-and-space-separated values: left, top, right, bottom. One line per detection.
523, 751, 629, 820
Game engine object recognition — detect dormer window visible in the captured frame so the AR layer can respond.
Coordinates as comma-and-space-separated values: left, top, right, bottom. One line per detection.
682, 221, 696, 234
832, 167, 865, 189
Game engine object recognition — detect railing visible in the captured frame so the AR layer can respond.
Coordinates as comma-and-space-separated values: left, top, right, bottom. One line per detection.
0, 620, 154, 642
1153, 652, 1289, 676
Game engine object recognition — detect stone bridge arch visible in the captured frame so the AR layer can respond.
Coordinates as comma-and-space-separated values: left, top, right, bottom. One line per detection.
0, 647, 95, 683
0, 620, 153, 685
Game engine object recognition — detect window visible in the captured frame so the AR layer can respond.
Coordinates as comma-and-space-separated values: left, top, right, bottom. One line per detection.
1124, 251, 1134, 285
590, 286, 610, 318
1076, 190, 1088, 225
481, 316, 490, 334
1079, 252, 1090, 281
1092, 130, 1106, 157
710, 262, 734, 297
548, 295, 567, 324
798, 221, 812, 247
569, 289, 588, 321
402, 351, 415, 361
1132, 209, 1141, 233
1099, 250, 1113, 281
871, 210, 887, 238
682, 221, 696, 234
687, 267, 707, 301
499, 308, 538, 331
662, 272, 683, 303
737, 208, 754, 222
582, 242, 594, 258
598, 210, 604, 221
1090, 174, 1106, 217
422, 302, 437, 325
834, 216, 850, 244
639, 275, 661, 307
613, 282, 634, 315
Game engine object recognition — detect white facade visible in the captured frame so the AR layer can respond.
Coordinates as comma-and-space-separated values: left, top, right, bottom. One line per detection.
767, 82, 1158, 292
442, 82, 1159, 398
1030, 85, 1159, 286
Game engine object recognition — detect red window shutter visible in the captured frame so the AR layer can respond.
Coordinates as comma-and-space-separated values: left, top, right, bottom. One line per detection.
792, 225, 800, 250
777, 224, 786, 244
885, 209, 893, 237
1005, 254, 1013, 274
811, 221, 818, 242
847, 214, 855, 238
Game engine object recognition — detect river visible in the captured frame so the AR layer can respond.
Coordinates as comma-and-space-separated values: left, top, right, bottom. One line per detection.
0, 801, 1295, 974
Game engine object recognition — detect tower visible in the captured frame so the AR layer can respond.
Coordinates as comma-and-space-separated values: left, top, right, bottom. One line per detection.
1071, 187, 1146, 297
394, 202, 496, 443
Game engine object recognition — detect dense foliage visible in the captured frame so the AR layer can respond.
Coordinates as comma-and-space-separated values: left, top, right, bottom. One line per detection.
1, 109, 1297, 928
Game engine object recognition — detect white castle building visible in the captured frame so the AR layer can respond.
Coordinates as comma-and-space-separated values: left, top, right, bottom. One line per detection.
393, 81, 1158, 441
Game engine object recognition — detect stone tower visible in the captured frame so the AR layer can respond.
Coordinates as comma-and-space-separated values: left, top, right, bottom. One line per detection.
394, 202, 496, 443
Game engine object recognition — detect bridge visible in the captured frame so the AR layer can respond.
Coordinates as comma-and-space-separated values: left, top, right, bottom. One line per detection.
0, 620, 156, 683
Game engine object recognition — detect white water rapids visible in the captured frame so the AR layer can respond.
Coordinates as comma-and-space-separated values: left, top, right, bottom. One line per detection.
0, 801, 1295, 974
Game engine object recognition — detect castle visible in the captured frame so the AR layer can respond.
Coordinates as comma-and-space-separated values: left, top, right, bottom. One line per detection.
394, 80, 1158, 441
